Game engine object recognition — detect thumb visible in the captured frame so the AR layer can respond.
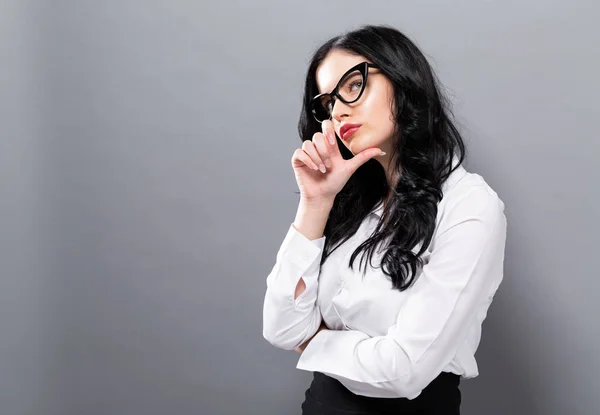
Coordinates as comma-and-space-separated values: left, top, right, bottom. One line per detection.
346, 148, 386, 173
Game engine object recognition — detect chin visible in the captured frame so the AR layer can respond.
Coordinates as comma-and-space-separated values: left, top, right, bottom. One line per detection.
361, 135, 388, 154
347, 136, 373, 155
346, 142, 359, 155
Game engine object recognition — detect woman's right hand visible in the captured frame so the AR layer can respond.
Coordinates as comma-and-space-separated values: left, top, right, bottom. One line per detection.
291, 120, 384, 203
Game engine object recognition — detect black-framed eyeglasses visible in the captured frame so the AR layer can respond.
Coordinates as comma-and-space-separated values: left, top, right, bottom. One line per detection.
310, 61, 380, 123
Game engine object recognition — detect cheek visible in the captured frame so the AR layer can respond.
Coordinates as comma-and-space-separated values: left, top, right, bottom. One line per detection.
363, 81, 393, 116
363, 91, 395, 136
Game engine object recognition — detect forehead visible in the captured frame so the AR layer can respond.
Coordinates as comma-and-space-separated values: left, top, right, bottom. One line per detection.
316, 50, 371, 94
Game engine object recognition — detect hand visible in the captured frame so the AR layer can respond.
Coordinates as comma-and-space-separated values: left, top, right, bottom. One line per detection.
291, 119, 384, 203
295, 321, 328, 355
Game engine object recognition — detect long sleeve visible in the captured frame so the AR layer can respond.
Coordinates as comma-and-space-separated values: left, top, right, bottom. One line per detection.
262, 223, 327, 350
296, 186, 507, 399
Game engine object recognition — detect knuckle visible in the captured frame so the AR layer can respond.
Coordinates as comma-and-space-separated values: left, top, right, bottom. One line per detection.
313, 132, 326, 145
318, 142, 329, 156
312, 134, 323, 146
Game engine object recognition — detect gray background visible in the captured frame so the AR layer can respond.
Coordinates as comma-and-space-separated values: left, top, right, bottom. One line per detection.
1, 0, 598, 414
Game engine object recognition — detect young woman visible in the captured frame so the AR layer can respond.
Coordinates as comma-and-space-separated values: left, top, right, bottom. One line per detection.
262, 24, 507, 414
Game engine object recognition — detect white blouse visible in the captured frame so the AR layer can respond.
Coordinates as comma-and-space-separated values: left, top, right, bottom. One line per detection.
262, 162, 507, 399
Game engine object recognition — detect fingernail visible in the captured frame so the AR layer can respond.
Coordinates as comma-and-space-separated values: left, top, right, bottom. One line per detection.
319, 164, 326, 173
328, 133, 335, 145
325, 159, 331, 168
381, 151, 386, 156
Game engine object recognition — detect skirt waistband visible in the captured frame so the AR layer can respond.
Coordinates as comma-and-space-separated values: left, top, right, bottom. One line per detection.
302, 371, 461, 414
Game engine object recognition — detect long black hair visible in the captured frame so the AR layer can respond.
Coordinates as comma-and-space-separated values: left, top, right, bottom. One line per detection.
297, 24, 466, 291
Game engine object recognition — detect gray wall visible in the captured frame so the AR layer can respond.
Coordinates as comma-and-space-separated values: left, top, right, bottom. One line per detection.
1, 0, 598, 414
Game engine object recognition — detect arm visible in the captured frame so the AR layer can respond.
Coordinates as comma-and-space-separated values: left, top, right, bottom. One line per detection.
262, 197, 333, 350
296, 187, 507, 399
295, 321, 328, 354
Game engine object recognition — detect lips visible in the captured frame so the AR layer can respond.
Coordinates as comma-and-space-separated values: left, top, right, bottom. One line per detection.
340, 123, 362, 141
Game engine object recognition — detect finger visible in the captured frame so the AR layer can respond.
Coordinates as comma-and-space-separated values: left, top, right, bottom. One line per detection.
312, 132, 332, 169
294, 148, 320, 171
322, 119, 336, 145
302, 140, 327, 172
346, 147, 385, 174
321, 120, 342, 160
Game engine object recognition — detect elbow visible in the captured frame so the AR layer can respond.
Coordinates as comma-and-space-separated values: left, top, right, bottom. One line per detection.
386, 370, 447, 400
375, 340, 454, 399
262, 325, 301, 351
262, 298, 320, 351
262, 305, 299, 350
262, 310, 320, 351
389, 378, 424, 400
370, 345, 438, 399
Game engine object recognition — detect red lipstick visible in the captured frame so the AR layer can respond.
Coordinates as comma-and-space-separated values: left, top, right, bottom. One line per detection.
340, 123, 362, 141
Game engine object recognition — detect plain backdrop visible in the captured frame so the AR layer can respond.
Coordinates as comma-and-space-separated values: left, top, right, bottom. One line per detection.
1, 0, 598, 414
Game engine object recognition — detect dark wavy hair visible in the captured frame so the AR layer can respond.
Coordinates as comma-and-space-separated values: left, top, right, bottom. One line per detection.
297, 24, 466, 291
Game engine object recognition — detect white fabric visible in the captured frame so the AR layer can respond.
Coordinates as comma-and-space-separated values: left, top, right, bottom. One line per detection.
262, 161, 507, 399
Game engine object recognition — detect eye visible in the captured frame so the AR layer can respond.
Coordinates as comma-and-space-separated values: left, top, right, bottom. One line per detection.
350, 80, 363, 91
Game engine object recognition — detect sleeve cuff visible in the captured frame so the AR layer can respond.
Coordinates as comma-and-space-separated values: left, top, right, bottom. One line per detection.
277, 223, 326, 273
269, 223, 326, 299
296, 329, 371, 379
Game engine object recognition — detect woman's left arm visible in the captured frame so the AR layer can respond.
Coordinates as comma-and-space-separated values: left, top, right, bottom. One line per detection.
295, 321, 328, 354
295, 186, 507, 399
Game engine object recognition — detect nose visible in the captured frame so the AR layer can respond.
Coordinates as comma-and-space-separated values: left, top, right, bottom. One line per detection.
331, 97, 352, 122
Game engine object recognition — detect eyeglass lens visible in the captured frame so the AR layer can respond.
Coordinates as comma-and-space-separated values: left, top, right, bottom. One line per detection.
313, 68, 365, 122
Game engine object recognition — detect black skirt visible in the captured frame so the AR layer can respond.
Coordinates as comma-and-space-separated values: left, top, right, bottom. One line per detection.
301, 371, 461, 414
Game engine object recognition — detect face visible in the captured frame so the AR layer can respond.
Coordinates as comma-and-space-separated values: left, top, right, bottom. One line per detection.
315, 49, 397, 157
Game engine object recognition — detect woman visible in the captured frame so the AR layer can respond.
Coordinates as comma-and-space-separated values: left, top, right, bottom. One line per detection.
262, 24, 507, 414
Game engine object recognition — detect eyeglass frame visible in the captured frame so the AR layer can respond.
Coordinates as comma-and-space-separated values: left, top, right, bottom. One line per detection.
310, 61, 380, 123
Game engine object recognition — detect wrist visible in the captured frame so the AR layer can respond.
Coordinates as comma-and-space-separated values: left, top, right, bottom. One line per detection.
299, 196, 335, 210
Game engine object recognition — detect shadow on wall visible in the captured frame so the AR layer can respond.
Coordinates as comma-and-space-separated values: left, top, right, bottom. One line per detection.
460, 288, 537, 415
